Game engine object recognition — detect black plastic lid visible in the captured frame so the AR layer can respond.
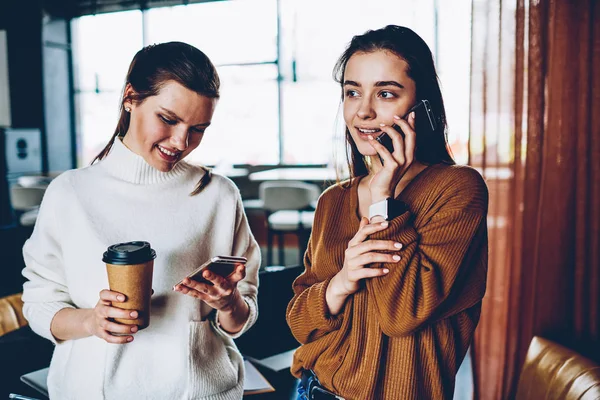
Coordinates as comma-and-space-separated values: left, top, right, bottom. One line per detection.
102, 241, 156, 265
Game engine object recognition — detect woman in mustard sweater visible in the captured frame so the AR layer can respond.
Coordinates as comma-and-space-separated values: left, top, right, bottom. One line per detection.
286, 25, 488, 400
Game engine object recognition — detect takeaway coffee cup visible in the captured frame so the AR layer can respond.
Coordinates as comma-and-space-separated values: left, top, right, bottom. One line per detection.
103, 241, 156, 329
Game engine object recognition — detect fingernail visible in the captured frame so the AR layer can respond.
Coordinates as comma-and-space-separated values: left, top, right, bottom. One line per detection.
117, 295, 125, 302
394, 242, 403, 249
130, 326, 138, 333
379, 123, 386, 127
393, 255, 401, 261
393, 115, 401, 120
368, 135, 374, 140
410, 112, 415, 119
127, 337, 133, 342
130, 311, 138, 318
383, 269, 390, 273
381, 222, 388, 227
172, 286, 177, 291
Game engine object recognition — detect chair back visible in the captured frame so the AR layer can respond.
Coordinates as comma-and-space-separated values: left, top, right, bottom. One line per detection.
515, 336, 600, 400
0, 293, 27, 337
10, 185, 46, 211
260, 181, 320, 212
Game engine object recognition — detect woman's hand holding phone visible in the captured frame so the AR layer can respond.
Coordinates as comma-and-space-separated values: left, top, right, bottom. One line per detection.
174, 264, 247, 312
368, 111, 417, 202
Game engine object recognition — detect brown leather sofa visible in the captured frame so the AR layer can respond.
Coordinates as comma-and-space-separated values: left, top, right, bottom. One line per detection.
516, 336, 600, 400
0, 292, 27, 337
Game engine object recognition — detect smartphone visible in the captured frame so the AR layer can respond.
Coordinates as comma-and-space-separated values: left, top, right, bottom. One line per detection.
375, 99, 437, 160
175, 256, 247, 287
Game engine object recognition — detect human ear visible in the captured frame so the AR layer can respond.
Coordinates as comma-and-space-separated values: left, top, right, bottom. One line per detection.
122, 83, 136, 111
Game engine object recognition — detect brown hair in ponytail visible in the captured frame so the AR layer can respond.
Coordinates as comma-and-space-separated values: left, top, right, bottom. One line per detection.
91, 41, 220, 195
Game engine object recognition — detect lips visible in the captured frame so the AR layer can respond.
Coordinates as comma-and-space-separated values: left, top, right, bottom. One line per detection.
357, 127, 382, 134
355, 127, 384, 140
156, 145, 180, 162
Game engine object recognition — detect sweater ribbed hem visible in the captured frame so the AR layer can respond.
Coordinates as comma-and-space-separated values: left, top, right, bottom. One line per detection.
24, 301, 75, 344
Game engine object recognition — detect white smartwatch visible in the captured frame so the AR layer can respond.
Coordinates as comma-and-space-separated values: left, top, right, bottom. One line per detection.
369, 198, 408, 221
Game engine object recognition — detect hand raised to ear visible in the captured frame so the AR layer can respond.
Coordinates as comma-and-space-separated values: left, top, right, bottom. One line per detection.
368, 112, 416, 202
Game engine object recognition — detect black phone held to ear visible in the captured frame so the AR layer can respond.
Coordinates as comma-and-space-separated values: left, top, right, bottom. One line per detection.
374, 99, 437, 165
375, 130, 396, 154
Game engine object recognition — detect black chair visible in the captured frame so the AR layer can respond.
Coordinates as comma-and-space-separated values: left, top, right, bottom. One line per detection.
235, 265, 303, 360
1, 326, 52, 400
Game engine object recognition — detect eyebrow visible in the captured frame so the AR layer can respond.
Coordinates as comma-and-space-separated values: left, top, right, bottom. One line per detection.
159, 107, 211, 127
343, 80, 405, 89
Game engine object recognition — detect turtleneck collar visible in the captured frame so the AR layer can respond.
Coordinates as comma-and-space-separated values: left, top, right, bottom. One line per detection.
97, 138, 191, 185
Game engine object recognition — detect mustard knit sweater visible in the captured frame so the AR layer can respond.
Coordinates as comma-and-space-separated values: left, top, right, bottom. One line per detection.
286, 163, 488, 400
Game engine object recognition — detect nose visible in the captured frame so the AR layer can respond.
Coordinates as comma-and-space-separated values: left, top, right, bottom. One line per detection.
357, 97, 376, 120
170, 127, 189, 151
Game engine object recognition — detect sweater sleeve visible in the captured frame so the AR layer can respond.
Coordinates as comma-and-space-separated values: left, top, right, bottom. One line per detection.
286, 247, 346, 345
212, 194, 260, 339
285, 199, 348, 345
21, 179, 76, 344
366, 172, 489, 337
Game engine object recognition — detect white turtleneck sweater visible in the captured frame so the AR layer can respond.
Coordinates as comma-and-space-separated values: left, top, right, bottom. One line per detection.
21, 139, 260, 400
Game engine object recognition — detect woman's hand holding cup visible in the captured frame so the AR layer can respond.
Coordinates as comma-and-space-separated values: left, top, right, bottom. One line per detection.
85, 289, 140, 344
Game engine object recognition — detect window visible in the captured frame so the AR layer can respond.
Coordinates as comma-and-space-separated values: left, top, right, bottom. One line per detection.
144, 0, 279, 166
194, 64, 280, 165
72, 0, 472, 167
278, 0, 445, 166
72, 10, 143, 165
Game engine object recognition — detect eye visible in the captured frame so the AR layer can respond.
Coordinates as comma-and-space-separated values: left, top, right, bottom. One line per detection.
379, 91, 396, 99
190, 127, 206, 135
159, 114, 177, 125
345, 89, 359, 98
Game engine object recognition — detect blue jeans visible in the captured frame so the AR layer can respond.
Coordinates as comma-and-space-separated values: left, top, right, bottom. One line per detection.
296, 380, 308, 399
297, 370, 343, 399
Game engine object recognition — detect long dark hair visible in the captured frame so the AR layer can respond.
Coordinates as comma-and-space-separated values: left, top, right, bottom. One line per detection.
92, 41, 220, 195
333, 25, 454, 181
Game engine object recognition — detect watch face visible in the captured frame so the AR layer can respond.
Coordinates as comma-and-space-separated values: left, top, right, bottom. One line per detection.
368, 199, 389, 220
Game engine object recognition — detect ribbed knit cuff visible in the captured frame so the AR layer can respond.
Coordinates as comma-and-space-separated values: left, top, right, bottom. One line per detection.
24, 302, 76, 344
310, 278, 344, 331
212, 295, 257, 339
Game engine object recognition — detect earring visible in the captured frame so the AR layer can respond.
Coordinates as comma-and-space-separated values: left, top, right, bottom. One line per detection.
125, 107, 131, 112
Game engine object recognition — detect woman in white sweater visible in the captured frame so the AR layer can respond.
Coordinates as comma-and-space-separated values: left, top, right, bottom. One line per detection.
21, 42, 260, 400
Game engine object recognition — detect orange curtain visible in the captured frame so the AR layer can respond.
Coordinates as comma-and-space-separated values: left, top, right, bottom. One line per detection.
469, 0, 600, 399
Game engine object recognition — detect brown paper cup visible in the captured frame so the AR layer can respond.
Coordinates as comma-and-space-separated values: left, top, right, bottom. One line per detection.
106, 261, 154, 329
